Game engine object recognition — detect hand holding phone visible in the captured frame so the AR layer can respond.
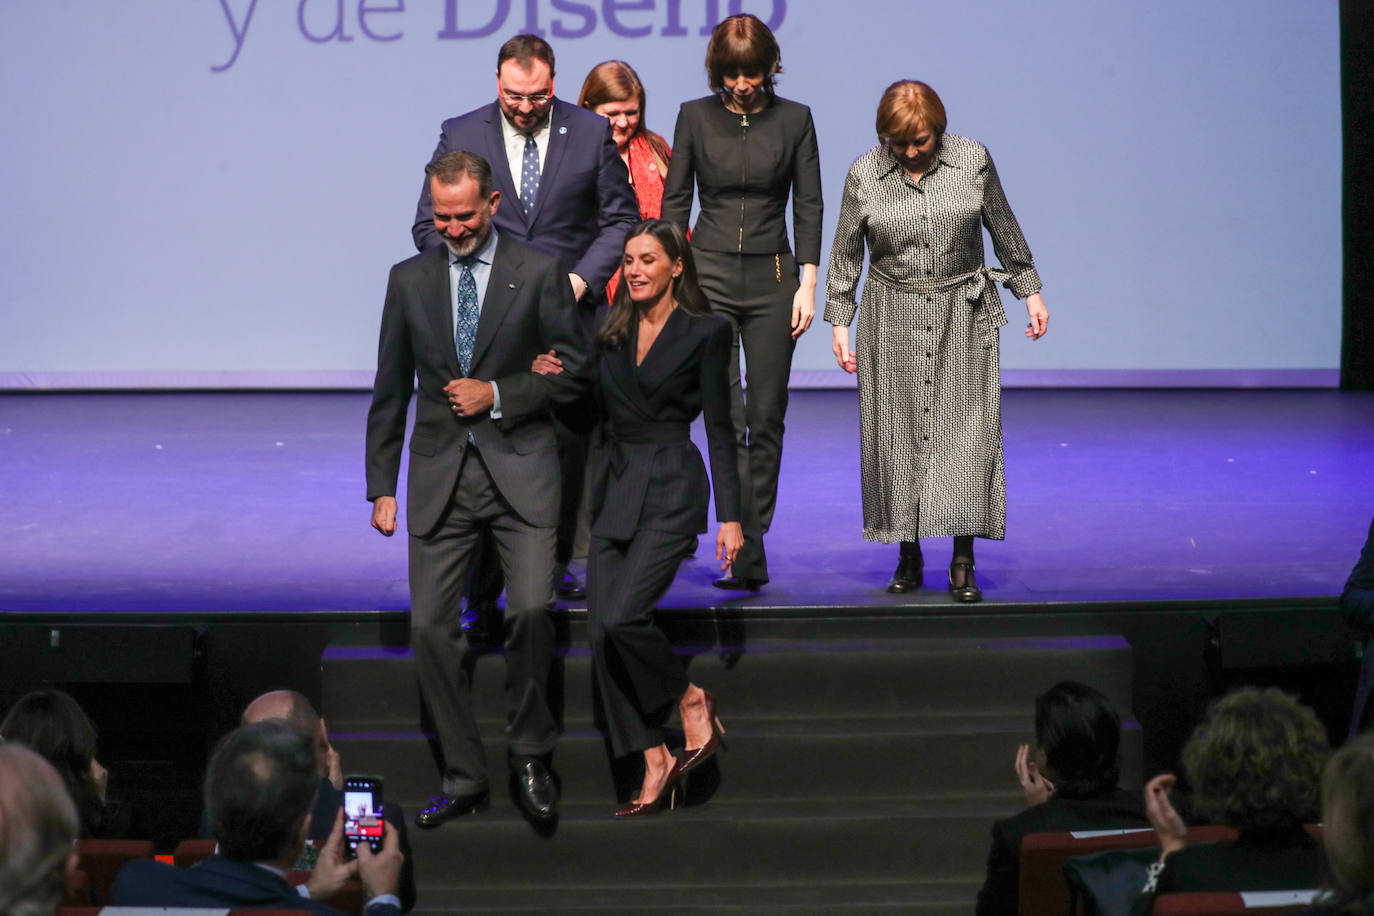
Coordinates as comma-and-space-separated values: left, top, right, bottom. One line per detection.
342, 775, 385, 858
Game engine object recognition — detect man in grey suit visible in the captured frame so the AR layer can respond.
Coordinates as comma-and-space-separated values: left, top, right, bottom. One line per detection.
413, 33, 640, 601
367, 150, 589, 828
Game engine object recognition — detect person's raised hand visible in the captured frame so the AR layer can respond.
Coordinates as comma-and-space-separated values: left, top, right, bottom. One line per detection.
1014, 743, 1055, 806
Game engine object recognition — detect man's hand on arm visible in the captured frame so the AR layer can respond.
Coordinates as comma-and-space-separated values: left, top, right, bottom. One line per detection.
371, 497, 398, 537
444, 378, 495, 416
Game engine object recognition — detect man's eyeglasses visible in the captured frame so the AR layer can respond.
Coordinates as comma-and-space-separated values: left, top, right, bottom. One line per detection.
501, 90, 552, 106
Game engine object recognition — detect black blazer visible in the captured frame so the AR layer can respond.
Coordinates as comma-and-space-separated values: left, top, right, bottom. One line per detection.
589, 308, 740, 541
662, 94, 822, 262
412, 99, 641, 299
113, 855, 400, 916
365, 235, 590, 536
1149, 826, 1323, 895
976, 787, 1149, 916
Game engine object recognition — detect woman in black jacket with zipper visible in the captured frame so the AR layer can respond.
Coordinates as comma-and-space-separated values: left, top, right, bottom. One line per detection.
661, 13, 822, 591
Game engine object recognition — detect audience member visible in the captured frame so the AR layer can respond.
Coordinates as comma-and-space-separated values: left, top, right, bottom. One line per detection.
0, 688, 128, 838
1300, 731, 1374, 914
1133, 687, 1328, 911
975, 681, 1147, 915
1342, 516, 1374, 736
242, 689, 416, 911
112, 721, 403, 916
0, 742, 79, 916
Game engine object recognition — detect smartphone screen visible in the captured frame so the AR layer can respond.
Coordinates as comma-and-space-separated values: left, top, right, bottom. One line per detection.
342, 775, 384, 857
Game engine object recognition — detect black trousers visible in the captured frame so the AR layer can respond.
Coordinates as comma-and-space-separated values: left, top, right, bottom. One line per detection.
694, 249, 799, 583
587, 528, 697, 758
408, 449, 558, 795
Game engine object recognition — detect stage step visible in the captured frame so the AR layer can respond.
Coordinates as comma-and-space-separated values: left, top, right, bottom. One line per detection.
320, 628, 1137, 912
413, 879, 984, 913
330, 715, 1144, 807
322, 634, 1134, 727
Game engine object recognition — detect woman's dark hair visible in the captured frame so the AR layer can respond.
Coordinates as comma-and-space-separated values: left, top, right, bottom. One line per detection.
1034, 681, 1122, 797
0, 689, 106, 837
704, 14, 782, 95
599, 220, 710, 349
1182, 687, 1327, 833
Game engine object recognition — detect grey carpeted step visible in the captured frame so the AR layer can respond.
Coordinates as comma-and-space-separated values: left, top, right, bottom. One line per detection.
402, 797, 1012, 889
322, 635, 1134, 728
330, 715, 1144, 806
409, 879, 984, 913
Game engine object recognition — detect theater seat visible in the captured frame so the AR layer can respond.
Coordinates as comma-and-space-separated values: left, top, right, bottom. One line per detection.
1019, 826, 1240, 916
173, 837, 218, 867
1152, 891, 1319, 915
72, 838, 155, 905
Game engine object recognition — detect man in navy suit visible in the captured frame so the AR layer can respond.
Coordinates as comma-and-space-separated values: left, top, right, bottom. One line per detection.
413, 33, 639, 601
112, 722, 403, 916
372, 150, 591, 827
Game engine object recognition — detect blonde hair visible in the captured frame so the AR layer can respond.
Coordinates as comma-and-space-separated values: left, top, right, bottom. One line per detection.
875, 80, 947, 142
0, 743, 79, 916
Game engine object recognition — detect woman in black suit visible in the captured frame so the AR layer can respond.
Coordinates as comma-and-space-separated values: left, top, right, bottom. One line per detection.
661, 13, 822, 591
535, 220, 742, 816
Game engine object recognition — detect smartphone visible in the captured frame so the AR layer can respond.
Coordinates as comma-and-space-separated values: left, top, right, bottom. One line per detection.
342, 775, 384, 857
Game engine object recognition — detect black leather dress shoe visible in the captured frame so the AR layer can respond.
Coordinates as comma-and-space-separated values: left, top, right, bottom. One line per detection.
886, 551, 924, 594
554, 567, 585, 600
712, 575, 764, 591
511, 757, 559, 824
413, 788, 489, 829
948, 561, 983, 603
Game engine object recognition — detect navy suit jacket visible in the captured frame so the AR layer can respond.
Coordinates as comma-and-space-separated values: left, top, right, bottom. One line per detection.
365, 235, 590, 536
412, 99, 640, 303
113, 855, 400, 916
589, 309, 740, 541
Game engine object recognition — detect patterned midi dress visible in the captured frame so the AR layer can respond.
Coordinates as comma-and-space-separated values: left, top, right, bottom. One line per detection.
823, 136, 1042, 542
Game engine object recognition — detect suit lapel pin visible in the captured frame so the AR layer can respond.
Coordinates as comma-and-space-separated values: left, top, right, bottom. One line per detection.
558, 126, 568, 135
508, 282, 516, 289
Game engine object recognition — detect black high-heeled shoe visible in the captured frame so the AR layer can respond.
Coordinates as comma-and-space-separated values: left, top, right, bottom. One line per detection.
886, 542, 923, 593
615, 758, 683, 817
948, 561, 982, 603
678, 690, 727, 776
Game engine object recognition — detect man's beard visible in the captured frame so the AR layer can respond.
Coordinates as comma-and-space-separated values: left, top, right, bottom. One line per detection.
444, 219, 491, 258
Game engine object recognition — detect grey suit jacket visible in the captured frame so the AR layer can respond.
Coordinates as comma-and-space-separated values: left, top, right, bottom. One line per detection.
412, 99, 640, 300
365, 234, 590, 536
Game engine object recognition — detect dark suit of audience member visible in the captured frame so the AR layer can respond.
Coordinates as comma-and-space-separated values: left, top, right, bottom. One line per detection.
977, 787, 1148, 916
113, 721, 403, 916
1143, 827, 1323, 896
370, 151, 589, 823
412, 35, 639, 597
1343, 515, 1374, 736
660, 16, 822, 589
116, 855, 366, 916
977, 681, 1144, 916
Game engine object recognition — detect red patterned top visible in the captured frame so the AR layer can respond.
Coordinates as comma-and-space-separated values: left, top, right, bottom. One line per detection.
606, 134, 670, 302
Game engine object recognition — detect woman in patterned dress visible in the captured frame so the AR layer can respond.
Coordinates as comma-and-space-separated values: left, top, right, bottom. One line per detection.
825, 80, 1049, 603
577, 60, 674, 302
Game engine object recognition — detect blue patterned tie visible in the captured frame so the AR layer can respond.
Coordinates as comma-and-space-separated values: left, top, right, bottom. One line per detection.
454, 257, 478, 376
519, 133, 540, 213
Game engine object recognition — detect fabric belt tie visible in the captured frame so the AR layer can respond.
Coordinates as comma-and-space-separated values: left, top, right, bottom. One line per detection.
605, 420, 690, 475
868, 265, 1012, 331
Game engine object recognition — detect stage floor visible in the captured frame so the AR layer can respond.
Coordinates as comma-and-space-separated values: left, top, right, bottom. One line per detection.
1, 389, 1370, 614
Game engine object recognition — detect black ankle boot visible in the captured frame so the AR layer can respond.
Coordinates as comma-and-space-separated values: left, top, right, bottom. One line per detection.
886, 542, 923, 593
